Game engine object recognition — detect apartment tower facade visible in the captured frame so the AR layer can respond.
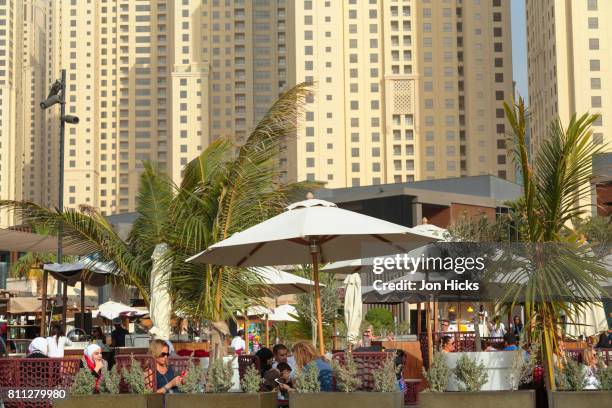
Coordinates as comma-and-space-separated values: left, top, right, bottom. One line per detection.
2, 0, 514, 224
526, 0, 611, 150
286, 0, 514, 187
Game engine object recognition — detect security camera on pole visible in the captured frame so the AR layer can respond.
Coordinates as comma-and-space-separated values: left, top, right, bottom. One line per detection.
39, 69, 79, 336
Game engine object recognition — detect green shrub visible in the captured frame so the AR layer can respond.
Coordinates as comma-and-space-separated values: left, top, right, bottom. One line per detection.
556, 359, 586, 391
454, 354, 488, 392
178, 360, 205, 394
365, 308, 393, 335
373, 357, 398, 393
70, 367, 96, 396
206, 357, 234, 393
595, 359, 612, 390
294, 364, 320, 393
331, 353, 360, 393
423, 352, 451, 392
121, 356, 151, 394
240, 365, 262, 394
100, 366, 121, 394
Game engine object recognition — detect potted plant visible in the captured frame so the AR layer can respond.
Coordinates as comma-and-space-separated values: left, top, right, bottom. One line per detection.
548, 359, 612, 407
419, 352, 536, 408
54, 363, 162, 408
165, 358, 276, 408
289, 353, 403, 408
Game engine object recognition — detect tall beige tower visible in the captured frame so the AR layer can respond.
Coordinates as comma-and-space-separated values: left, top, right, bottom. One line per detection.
526, 0, 611, 150
286, 0, 514, 187
44, 0, 285, 215
0, 0, 48, 226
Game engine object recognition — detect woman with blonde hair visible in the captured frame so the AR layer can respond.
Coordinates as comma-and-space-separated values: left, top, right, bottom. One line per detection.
149, 339, 184, 393
291, 341, 333, 391
583, 346, 603, 389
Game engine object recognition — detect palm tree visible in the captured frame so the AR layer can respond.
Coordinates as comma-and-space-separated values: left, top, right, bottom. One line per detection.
0, 83, 320, 324
502, 97, 610, 389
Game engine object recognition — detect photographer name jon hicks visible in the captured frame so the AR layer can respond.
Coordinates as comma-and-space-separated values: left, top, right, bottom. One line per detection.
372, 279, 480, 291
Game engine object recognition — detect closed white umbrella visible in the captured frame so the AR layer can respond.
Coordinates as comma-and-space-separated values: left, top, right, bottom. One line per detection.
344, 273, 362, 347
149, 243, 172, 340
566, 302, 608, 338
188, 198, 438, 354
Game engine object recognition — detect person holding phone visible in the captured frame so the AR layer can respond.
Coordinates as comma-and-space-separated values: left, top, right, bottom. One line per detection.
275, 362, 294, 398
149, 339, 183, 393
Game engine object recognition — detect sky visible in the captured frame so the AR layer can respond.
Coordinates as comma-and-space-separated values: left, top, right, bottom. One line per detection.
511, 0, 528, 103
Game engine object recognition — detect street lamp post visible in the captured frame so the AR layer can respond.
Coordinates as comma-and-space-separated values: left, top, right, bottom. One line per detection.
39, 69, 79, 336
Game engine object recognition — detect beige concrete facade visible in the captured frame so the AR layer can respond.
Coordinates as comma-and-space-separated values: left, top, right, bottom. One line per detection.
0, 0, 48, 226
526, 0, 611, 151
286, 0, 514, 188
2, 0, 514, 222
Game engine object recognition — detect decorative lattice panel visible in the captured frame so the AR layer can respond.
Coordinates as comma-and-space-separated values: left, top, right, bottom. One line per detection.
114, 355, 156, 392
393, 80, 414, 114
332, 352, 393, 391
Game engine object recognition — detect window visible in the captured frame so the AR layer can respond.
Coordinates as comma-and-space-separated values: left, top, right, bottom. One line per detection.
495, 73, 504, 82
592, 96, 602, 108
590, 60, 600, 71
593, 133, 603, 144
591, 78, 601, 89
588, 17, 598, 29
589, 38, 599, 50
306, 158, 315, 167
588, 0, 598, 11
495, 91, 504, 100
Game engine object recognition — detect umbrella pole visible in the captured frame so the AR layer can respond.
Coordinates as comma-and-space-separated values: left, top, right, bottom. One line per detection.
417, 302, 422, 335
310, 240, 325, 355
40, 269, 48, 336
243, 316, 249, 353
81, 277, 86, 332
61, 280, 68, 333
265, 315, 270, 348
426, 300, 433, 367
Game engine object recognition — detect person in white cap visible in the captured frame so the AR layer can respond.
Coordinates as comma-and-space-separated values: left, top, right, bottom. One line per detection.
80, 344, 108, 392
27, 337, 48, 358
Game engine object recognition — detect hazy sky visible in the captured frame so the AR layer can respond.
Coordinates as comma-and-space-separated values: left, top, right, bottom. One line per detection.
511, 0, 528, 103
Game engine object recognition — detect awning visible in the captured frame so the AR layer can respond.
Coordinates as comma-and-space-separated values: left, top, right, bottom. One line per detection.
43, 261, 117, 287
0, 228, 84, 255
7, 297, 42, 314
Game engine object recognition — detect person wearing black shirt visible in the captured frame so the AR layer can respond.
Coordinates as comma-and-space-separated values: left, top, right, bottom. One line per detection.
110, 318, 129, 347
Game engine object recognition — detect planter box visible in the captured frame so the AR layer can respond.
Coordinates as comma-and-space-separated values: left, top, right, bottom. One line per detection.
54, 394, 163, 408
165, 392, 277, 408
549, 390, 612, 408
289, 391, 404, 408
419, 390, 535, 408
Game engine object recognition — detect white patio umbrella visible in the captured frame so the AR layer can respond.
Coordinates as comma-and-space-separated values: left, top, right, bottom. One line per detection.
149, 243, 172, 340
96, 300, 147, 320
268, 304, 298, 322
252, 266, 318, 295
187, 198, 438, 354
344, 273, 362, 347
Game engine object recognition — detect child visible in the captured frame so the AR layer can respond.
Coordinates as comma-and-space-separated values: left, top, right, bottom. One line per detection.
276, 362, 294, 399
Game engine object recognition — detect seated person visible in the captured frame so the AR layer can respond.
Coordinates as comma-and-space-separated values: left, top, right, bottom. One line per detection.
276, 362, 294, 398
440, 335, 455, 353
272, 344, 297, 378
262, 368, 280, 392
502, 332, 519, 351
27, 337, 49, 358
292, 341, 333, 391
255, 347, 274, 377
80, 344, 108, 392
595, 329, 612, 349
149, 339, 183, 394
482, 340, 497, 352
